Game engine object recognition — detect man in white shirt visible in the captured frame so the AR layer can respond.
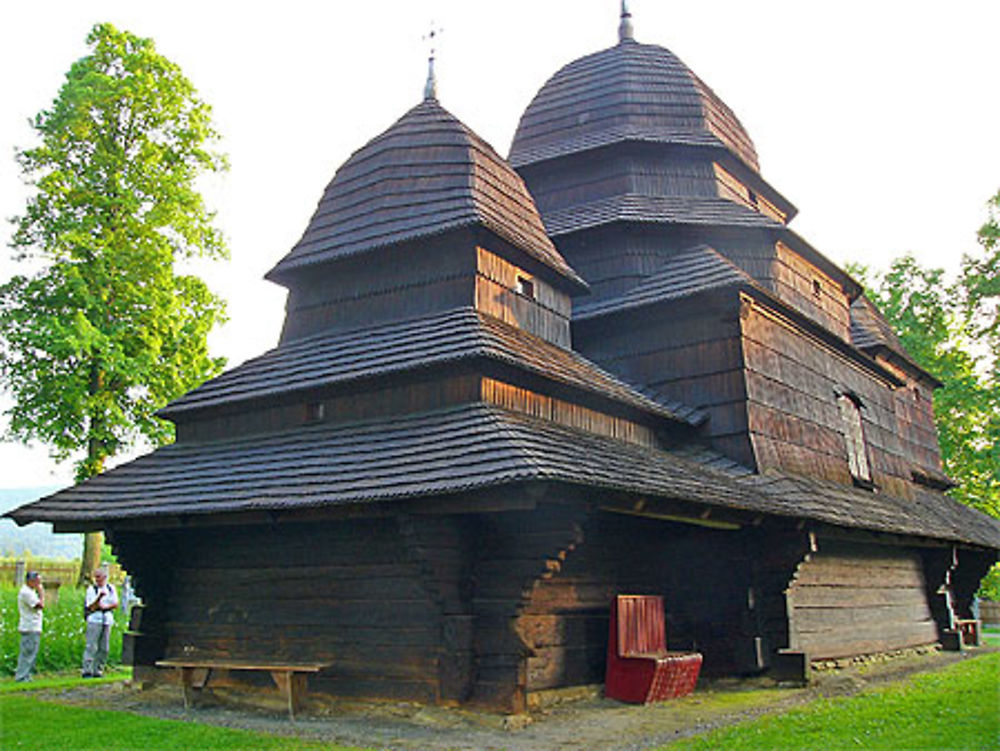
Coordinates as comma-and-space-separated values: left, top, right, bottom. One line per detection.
82, 567, 118, 678
16, 571, 45, 682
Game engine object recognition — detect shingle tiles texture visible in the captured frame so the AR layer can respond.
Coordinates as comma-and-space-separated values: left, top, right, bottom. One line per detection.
160, 307, 699, 424
509, 39, 759, 171
850, 295, 913, 357
540, 194, 782, 237
12, 404, 1000, 548
576, 244, 751, 318
267, 98, 585, 289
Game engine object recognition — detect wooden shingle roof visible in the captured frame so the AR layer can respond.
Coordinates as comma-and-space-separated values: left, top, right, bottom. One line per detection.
267, 98, 586, 291
541, 194, 782, 238
10, 404, 1000, 548
509, 39, 759, 172
576, 245, 752, 319
3, 405, 767, 525
850, 295, 942, 387
743, 472, 1000, 550
159, 308, 702, 425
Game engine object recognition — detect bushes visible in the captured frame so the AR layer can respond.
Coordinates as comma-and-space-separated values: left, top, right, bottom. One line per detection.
977, 563, 1000, 602
1, 584, 123, 676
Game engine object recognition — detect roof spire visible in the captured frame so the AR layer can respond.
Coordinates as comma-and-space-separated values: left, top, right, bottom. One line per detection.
619, 0, 634, 42
423, 24, 443, 100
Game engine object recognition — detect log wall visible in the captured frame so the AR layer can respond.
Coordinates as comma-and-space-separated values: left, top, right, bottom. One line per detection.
787, 539, 938, 659
123, 519, 465, 704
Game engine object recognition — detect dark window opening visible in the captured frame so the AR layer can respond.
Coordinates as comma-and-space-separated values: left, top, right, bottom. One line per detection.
304, 402, 325, 423
516, 276, 535, 299
747, 188, 758, 206
812, 279, 822, 297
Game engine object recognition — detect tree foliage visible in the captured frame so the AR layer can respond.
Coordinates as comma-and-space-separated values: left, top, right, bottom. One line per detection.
849, 191, 1000, 521
0, 23, 228, 575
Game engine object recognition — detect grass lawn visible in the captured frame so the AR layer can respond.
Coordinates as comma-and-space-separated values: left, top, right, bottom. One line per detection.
666, 652, 1000, 750
1, 653, 997, 750
983, 626, 1000, 647
0, 692, 364, 751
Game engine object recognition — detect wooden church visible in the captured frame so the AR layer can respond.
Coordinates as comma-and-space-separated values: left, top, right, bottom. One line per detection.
10, 5, 1000, 713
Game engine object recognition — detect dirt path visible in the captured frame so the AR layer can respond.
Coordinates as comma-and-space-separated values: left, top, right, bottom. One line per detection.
36, 648, 993, 751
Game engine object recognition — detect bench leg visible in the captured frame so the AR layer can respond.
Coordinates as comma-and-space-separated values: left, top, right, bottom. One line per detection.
271, 671, 307, 720
180, 667, 211, 712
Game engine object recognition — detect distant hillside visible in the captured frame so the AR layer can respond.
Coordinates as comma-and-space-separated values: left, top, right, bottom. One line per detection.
0, 487, 81, 559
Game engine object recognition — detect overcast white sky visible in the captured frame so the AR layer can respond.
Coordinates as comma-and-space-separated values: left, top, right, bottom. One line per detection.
2, 0, 999, 488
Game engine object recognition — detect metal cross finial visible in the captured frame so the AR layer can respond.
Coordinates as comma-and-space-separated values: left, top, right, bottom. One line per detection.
423, 24, 444, 100
619, 0, 634, 42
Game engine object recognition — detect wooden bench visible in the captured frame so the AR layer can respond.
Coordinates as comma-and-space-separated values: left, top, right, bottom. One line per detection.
156, 659, 327, 720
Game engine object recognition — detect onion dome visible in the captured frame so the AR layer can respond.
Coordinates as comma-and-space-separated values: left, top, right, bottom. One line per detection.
268, 98, 586, 292
509, 38, 759, 173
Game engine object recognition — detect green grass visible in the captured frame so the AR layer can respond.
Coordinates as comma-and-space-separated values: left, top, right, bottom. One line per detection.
983, 626, 1000, 647
1, 583, 123, 675
0, 693, 365, 750
666, 652, 1000, 750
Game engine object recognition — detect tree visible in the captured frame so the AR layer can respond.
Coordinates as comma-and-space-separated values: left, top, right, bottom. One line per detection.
0, 23, 228, 583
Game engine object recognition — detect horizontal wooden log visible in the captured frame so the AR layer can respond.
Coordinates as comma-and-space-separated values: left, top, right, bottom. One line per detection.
792, 604, 933, 632
790, 586, 930, 608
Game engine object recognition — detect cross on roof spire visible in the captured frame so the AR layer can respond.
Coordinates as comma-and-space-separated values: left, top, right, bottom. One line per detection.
619, 0, 634, 42
423, 24, 443, 100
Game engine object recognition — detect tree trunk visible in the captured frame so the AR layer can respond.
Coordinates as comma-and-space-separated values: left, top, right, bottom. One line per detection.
76, 430, 107, 587
78, 531, 105, 586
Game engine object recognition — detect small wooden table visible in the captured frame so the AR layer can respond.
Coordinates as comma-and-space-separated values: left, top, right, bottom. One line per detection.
155, 659, 327, 720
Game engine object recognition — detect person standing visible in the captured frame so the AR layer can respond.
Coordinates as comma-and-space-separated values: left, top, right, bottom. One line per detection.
82, 567, 118, 678
16, 571, 45, 682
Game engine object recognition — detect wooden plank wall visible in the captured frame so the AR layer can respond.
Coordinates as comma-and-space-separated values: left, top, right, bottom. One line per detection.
558, 226, 680, 303
481, 378, 658, 447
787, 539, 938, 659
741, 301, 911, 494
876, 356, 946, 476
475, 247, 571, 347
712, 163, 786, 223
148, 520, 453, 703
575, 304, 756, 467
772, 242, 851, 341
524, 149, 720, 219
279, 241, 472, 343
177, 375, 481, 442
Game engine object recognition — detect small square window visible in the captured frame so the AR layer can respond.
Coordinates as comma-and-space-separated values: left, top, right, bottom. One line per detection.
304, 402, 325, 423
516, 276, 535, 299
812, 279, 822, 297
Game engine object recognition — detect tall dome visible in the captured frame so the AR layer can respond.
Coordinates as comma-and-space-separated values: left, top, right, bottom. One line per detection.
269, 97, 584, 291
509, 37, 759, 173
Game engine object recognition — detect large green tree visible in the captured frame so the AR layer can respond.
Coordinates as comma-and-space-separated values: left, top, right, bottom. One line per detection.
0, 23, 228, 582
